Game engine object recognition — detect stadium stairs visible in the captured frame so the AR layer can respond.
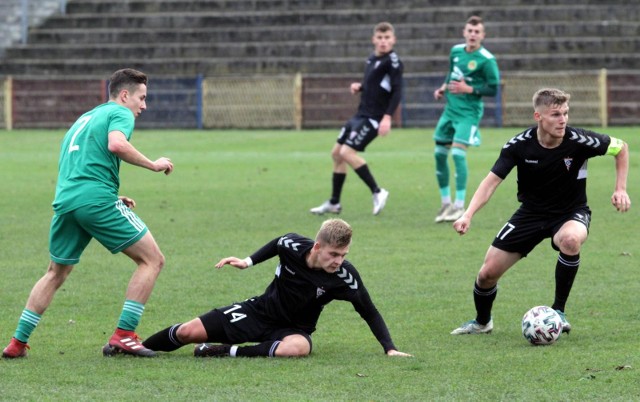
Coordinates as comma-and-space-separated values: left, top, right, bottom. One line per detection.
0, 0, 639, 77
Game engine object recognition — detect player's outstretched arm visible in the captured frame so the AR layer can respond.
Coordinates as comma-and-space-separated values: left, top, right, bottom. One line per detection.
453, 171, 503, 235
108, 131, 174, 175
386, 349, 413, 357
215, 256, 249, 270
378, 114, 392, 136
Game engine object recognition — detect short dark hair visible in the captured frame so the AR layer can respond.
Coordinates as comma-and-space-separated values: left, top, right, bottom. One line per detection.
374, 22, 395, 35
108, 68, 148, 99
466, 16, 483, 26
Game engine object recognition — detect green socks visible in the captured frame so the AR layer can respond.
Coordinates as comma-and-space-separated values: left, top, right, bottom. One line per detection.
434, 145, 450, 196
117, 300, 145, 331
14, 309, 42, 343
452, 147, 468, 206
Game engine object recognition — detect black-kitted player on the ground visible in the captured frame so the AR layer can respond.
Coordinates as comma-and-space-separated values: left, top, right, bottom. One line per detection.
142, 219, 412, 358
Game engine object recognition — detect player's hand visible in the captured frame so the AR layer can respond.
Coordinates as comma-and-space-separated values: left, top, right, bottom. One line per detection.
118, 196, 136, 208
611, 191, 631, 212
215, 256, 249, 270
386, 349, 413, 357
350, 82, 362, 94
453, 215, 471, 235
434, 87, 445, 100
378, 115, 392, 137
447, 80, 472, 94
153, 157, 174, 175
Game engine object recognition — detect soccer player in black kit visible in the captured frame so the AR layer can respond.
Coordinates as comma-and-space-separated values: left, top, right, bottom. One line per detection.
142, 219, 412, 358
450, 88, 630, 335
310, 22, 403, 216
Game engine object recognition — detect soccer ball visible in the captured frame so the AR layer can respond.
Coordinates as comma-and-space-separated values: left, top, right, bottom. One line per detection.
521, 305, 563, 345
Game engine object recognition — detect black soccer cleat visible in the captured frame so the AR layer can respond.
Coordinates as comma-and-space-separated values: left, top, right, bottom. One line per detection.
194, 343, 231, 358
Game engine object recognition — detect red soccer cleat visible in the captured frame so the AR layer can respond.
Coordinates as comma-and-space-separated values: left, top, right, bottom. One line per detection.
2, 338, 30, 359
102, 329, 156, 357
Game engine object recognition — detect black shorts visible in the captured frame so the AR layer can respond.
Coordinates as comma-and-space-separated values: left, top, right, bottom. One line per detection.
491, 206, 591, 257
336, 115, 379, 152
198, 299, 312, 350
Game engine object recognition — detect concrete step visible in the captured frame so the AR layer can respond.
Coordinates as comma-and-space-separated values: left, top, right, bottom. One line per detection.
7, 36, 640, 61
3, 53, 640, 78
64, 0, 638, 15
37, 5, 640, 30
27, 20, 640, 46
66, 0, 636, 13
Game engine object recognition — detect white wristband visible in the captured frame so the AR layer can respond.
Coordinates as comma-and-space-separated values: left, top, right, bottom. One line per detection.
243, 257, 253, 267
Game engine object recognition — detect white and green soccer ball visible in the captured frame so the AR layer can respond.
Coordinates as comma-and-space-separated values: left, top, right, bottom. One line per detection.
521, 305, 563, 345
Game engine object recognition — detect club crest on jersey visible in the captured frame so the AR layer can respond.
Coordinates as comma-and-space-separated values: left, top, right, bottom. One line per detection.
316, 287, 325, 298
564, 157, 573, 171
468, 60, 477, 70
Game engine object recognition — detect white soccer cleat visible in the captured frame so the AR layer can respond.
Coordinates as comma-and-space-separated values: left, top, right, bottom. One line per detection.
372, 188, 389, 215
555, 310, 572, 334
434, 204, 452, 223
450, 319, 494, 335
443, 206, 465, 222
310, 200, 342, 215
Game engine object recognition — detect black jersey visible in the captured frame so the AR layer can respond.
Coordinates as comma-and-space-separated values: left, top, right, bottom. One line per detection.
247, 233, 397, 352
491, 126, 611, 214
356, 51, 403, 120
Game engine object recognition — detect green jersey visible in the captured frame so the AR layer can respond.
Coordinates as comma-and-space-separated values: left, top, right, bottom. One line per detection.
52, 102, 135, 214
443, 44, 500, 121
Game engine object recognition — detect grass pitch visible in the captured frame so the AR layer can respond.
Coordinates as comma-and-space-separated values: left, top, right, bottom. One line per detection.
0, 127, 638, 401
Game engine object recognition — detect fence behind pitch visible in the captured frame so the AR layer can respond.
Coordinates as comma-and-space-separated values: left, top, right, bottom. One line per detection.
1, 70, 637, 130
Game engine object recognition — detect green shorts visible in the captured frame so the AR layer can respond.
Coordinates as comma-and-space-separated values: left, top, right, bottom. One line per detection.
433, 114, 481, 147
49, 199, 148, 265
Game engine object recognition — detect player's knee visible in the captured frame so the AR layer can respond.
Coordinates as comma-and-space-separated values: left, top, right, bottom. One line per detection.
155, 251, 166, 271
477, 267, 500, 286
556, 234, 582, 255
277, 344, 310, 357
176, 321, 205, 344
145, 249, 165, 274
276, 336, 311, 357
332, 152, 344, 165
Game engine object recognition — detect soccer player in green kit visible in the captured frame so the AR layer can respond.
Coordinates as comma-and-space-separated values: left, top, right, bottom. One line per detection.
2, 69, 174, 358
432, 16, 500, 223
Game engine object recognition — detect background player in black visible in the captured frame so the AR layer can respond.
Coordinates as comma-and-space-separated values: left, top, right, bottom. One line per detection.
450, 88, 630, 335
310, 22, 403, 216
142, 219, 412, 358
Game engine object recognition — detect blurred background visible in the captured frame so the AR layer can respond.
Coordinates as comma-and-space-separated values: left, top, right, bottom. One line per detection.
1, 0, 639, 130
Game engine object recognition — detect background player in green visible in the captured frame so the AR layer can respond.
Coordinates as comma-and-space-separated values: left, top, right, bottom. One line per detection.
450, 88, 630, 336
2, 68, 174, 359
432, 15, 500, 223
310, 22, 403, 216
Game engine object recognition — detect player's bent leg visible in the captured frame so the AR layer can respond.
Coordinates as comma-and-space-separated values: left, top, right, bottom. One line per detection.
476, 246, 521, 288
274, 334, 311, 357
452, 247, 520, 335
121, 231, 165, 303
331, 143, 346, 166
176, 318, 209, 344
552, 220, 588, 256
103, 233, 165, 358
26, 262, 74, 314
